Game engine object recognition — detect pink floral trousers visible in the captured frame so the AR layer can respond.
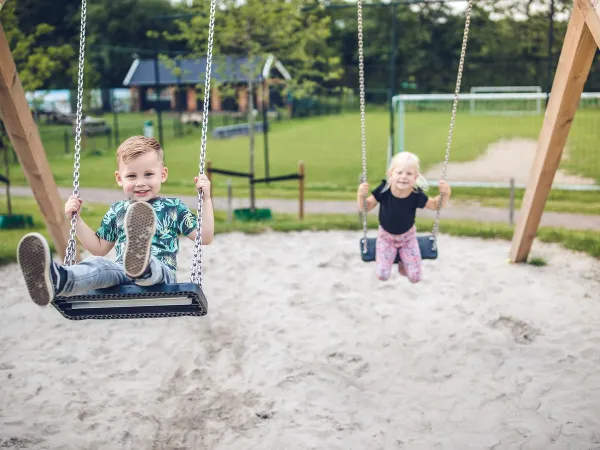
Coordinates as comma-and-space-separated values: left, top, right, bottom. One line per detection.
375, 225, 422, 283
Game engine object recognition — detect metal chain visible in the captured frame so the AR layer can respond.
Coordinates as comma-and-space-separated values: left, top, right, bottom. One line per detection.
357, 0, 368, 254
430, 0, 473, 250
64, 0, 88, 266
190, 0, 217, 286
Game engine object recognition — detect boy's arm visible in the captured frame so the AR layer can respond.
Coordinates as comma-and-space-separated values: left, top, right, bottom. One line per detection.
75, 216, 115, 256
185, 198, 215, 245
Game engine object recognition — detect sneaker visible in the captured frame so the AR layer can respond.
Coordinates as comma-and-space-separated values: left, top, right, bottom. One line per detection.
123, 201, 156, 279
17, 232, 57, 306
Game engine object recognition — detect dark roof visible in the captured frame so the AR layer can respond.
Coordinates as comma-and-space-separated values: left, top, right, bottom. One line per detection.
123, 55, 274, 86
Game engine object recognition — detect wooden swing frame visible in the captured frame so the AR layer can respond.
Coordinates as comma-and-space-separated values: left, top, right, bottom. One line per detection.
0, 0, 598, 264
510, 0, 600, 262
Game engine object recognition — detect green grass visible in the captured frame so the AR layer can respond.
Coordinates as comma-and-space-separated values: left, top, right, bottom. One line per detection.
1, 197, 599, 267
527, 257, 548, 266
4, 108, 600, 213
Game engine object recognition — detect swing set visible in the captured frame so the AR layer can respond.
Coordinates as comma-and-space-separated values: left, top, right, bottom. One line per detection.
1, 0, 598, 319
357, 0, 473, 262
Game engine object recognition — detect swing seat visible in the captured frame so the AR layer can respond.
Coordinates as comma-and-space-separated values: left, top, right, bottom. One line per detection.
359, 235, 438, 263
52, 282, 207, 320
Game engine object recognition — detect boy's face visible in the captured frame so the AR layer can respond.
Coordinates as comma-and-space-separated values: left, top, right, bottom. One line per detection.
115, 152, 168, 201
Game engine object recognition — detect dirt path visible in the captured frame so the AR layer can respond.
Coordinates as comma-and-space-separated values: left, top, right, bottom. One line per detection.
423, 138, 597, 185
8, 185, 600, 231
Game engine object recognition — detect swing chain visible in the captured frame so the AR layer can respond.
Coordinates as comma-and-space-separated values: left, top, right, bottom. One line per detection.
65, 0, 88, 266
430, 0, 473, 250
357, 0, 368, 254
190, 0, 217, 287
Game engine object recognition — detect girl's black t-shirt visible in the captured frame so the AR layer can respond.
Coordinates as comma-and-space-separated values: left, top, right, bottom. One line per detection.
371, 180, 428, 235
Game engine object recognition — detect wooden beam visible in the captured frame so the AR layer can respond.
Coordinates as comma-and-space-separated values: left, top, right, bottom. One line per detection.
0, 0, 6, 12
0, 22, 72, 260
509, 4, 598, 262
578, 0, 600, 47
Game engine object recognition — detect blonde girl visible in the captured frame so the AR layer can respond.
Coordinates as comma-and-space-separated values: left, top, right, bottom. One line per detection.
356, 152, 451, 282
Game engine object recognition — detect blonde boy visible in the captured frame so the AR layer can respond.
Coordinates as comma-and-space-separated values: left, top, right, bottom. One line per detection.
17, 136, 214, 306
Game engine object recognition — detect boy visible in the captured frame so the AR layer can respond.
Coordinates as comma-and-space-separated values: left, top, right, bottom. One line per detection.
17, 135, 214, 306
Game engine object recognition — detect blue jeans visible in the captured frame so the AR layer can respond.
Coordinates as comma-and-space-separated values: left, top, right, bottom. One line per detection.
56, 256, 177, 297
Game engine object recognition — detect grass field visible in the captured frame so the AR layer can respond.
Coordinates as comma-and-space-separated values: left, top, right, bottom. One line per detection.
2, 108, 599, 213
1, 197, 599, 268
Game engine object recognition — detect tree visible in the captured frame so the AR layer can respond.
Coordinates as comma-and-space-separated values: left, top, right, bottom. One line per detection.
2, 1, 76, 93
86, 0, 184, 90
170, 0, 342, 210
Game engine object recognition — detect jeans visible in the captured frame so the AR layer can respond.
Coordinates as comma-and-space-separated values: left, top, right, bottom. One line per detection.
55, 256, 177, 297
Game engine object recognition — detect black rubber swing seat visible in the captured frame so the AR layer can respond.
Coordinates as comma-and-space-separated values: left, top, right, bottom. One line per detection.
52, 283, 208, 320
359, 235, 438, 263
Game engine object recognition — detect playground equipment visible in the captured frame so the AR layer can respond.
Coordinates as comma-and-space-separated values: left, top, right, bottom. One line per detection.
0, 0, 598, 266
206, 160, 305, 221
358, 0, 473, 262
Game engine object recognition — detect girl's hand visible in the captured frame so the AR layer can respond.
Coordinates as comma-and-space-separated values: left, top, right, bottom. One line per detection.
195, 174, 211, 198
439, 180, 451, 197
65, 195, 83, 218
358, 182, 370, 197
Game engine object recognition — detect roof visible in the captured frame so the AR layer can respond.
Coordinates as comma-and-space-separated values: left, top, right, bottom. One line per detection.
123, 54, 291, 87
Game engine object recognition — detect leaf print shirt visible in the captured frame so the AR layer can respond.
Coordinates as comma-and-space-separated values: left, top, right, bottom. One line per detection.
96, 197, 198, 275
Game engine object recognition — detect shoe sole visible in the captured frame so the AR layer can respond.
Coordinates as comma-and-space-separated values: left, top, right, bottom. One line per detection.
17, 232, 53, 306
123, 201, 156, 278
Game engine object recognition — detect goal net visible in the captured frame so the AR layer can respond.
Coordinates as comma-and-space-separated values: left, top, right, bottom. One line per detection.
469, 86, 543, 115
390, 91, 600, 189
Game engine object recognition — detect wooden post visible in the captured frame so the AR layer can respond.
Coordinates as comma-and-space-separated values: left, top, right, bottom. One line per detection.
227, 178, 232, 224
509, 1, 599, 262
509, 177, 515, 226
298, 160, 304, 220
0, 0, 6, 11
0, 22, 71, 259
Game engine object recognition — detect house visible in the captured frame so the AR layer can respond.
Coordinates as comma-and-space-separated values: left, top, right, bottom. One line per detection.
122, 54, 291, 113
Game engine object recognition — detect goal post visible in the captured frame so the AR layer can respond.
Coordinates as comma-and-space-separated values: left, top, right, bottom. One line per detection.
392, 92, 548, 154
469, 86, 543, 115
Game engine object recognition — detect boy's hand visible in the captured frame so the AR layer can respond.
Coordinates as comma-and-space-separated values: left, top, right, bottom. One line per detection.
439, 180, 451, 197
195, 174, 211, 198
65, 195, 83, 218
358, 182, 370, 197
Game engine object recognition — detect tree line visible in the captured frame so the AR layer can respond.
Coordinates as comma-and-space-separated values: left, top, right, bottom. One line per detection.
3, 0, 600, 99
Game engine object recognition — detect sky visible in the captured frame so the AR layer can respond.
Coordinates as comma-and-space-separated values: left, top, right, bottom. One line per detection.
169, 0, 570, 21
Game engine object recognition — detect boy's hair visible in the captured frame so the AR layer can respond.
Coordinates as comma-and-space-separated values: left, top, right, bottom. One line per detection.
382, 151, 429, 193
116, 136, 164, 165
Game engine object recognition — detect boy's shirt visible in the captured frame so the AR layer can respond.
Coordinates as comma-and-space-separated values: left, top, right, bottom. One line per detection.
96, 197, 197, 275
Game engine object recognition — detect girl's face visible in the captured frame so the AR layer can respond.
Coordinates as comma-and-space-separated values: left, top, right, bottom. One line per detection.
388, 163, 418, 193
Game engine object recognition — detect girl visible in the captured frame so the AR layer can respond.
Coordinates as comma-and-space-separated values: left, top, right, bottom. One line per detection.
357, 151, 451, 283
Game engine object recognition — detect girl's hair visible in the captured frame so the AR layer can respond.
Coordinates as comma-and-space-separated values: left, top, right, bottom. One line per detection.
381, 151, 429, 193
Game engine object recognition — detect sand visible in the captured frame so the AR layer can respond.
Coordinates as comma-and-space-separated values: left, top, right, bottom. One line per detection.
423, 138, 597, 185
1, 230, 600, 450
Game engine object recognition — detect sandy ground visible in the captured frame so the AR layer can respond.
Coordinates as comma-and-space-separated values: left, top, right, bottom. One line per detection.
1, 230, 600, 449
424, 138, 597, 185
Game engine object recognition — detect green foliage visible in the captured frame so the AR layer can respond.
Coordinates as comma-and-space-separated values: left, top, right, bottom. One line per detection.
2, 2, 75, 92
166, 0, 342, 98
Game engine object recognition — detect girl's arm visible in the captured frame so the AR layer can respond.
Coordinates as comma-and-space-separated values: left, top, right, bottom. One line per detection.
357, 182, 378, 212
358, 194, 378, 212
424, 181, 451, 210
424, 195, 446, 210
